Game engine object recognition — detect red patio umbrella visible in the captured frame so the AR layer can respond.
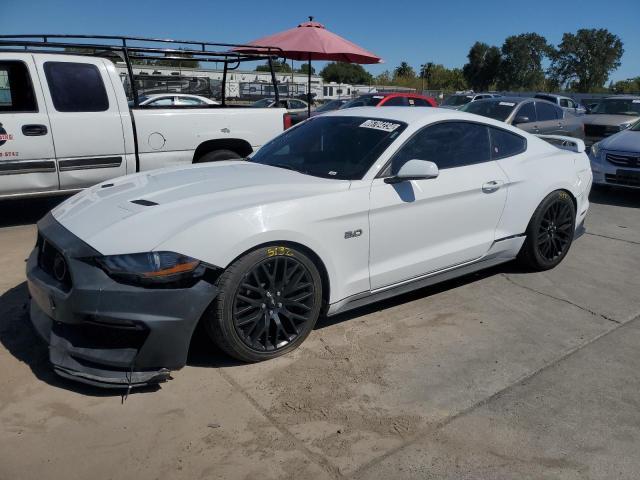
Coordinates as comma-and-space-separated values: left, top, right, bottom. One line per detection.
234, 17, 382, 115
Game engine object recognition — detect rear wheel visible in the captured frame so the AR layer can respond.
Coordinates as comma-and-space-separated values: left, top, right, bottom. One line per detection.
196, 149, 241, 163
518, 190, 576, 271
205, 245, 323, 362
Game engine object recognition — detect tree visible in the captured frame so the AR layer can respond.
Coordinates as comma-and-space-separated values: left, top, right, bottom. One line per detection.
549, 28, 624, 92
298, 63, 315, 75
394, 61, 416, 80
462, 42, 501, 91
320, 62, 372, 84
374, 70, 392, 85
425, 64, 468, 91
497, 33, 551, 91
255, 60, 292, 73
610, 77, 640, 94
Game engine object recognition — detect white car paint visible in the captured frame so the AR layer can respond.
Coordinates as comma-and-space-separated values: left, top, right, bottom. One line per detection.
0, 52, 286, 199
51, 107, 592, 311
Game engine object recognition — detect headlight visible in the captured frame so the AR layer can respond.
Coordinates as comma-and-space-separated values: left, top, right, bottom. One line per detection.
590, 142, 600, 159
95, 251, 203, 286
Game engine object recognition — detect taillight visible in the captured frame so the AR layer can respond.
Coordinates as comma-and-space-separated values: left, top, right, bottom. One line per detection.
283, 113, 293, 130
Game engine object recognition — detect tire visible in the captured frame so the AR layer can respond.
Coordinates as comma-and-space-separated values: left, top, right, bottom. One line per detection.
196, 149, 241, 163
205, 245, 323, 362
518, 190, 576, 271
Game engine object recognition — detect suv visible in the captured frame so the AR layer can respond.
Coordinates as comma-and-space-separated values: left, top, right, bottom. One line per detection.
340, 93, 437, 109
534, 93, 586, 115
441, 93, 501, 110
582, 96, 640, 147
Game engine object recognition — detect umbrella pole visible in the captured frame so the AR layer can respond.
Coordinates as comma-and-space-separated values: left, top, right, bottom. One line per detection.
308, 54, 312, 117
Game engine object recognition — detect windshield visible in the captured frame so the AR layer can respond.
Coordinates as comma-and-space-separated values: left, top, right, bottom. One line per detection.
251, 98, 274, 108
591, 99, 640, 116
316, 100, 345, 112
249, 116, 407, 180
340, 95, 383, 109
461, 100, 517, 121
443, 95, 473, 106
630, 119, 640, 131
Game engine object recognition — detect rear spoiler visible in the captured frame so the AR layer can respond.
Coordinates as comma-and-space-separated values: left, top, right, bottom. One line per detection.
536, 135, 586, 154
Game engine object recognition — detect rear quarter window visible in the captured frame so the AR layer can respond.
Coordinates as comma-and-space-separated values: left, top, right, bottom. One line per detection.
489, 127, 527, 159
44, 61, 109, 112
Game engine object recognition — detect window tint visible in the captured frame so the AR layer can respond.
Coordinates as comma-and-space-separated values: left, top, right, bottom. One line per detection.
390, 122, 490, 174
489, 127, 526, 159
412, 98, 432, 107
148, 97, 174, 106
0, 61, 37, 112
559, 98, 569, 108
536, 102, 558, 121
515, 102, 536, 122
44, 62, 109, 112
382, 96, 407, 106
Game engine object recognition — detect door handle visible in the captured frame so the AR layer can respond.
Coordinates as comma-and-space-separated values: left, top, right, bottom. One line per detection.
22, 124, 48, 136
482, 180, 502, 193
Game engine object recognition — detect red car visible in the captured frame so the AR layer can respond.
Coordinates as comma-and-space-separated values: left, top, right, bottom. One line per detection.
340, 92, 438, 109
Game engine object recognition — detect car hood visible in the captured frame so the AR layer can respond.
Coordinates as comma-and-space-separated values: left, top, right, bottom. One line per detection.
582, 114, 638, 126
52, 161, 350, 255
599, 129, 640, 152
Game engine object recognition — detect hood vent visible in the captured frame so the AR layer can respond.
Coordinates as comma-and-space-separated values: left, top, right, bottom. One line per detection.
130, 199, 159, 206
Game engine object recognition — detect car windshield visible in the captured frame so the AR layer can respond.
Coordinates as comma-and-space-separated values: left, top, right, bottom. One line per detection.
249, 116, 407, 180
461, 100, 517, 121
443, 95, 473, 106
591, 99, 640, 116
251, 98, 274, 108
340, 95, 383, 109
316, 100, 345, 112
630, 119, 640, 131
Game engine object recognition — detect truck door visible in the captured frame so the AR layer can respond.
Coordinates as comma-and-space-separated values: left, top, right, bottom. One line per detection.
34, 55, 126, 189
0, 54, 58, 197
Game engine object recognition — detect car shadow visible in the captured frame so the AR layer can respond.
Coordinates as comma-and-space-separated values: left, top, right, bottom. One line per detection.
589, 186, 640, 209
0, 195, 71, 228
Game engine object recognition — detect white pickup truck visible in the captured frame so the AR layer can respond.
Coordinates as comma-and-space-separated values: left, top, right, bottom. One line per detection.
0, 35, 289, 199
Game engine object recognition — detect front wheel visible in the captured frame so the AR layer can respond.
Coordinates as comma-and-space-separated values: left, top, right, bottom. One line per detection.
518, 190, 576, 271
205, 245, 323, 362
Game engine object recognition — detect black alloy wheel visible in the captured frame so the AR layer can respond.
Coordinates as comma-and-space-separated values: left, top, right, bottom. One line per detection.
206, 245, 323, 362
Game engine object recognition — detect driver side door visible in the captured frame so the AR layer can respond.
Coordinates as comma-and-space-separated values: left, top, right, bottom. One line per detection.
368, 121, 508, 290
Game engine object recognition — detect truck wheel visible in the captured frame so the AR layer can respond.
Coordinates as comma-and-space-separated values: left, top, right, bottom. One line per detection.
205, 245, 323, 362
196, 149, 242, 163
517, 190, 576, 271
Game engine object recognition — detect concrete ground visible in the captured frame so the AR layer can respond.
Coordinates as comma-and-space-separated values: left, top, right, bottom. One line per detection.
0, 187, 638, 480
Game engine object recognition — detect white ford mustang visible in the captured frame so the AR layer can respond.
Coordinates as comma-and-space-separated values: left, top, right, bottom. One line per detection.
27, 107, 592, 388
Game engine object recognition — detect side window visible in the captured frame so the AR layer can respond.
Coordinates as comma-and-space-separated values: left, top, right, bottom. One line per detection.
44, 62, 109, 112
559, 98, 569, 108
567, 99, 575, 108
176, 97, 204, 106
555, 106, 564, 119
148, 97, 174, 106
413, 98, 432, 107
382, 96, 407, 107
389, 122, 491, 174
489, 127, 527, 160
516, 102, 536, 122
0, 61, 38, 112
536, 102, 558, 121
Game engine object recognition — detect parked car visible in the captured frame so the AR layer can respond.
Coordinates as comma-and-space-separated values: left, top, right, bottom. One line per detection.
461, 97, 584, 139
138, 94, 219, 106
27, 107, 591, 387
340, 92, 437, 109
582, 96, 640, 147
441, 93, 501, 110
590, 118, 640, 189
0, 37, 289, 200
534, 93, 587, 115
310, 98, 349, 117
251, 97, 308, 114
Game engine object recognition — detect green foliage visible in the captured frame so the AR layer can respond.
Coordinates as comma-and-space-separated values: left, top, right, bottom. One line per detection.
320, 62, 373, 84
298, 63, 316, 75
462, 42, 501, 91
426, 64, 467, 90
255, 60, 292, 73
374, 70, 392, 84
549, 28, 624, 92
393, 61, 416, 80
610, 77, 640, 94
497, 33, 551, 91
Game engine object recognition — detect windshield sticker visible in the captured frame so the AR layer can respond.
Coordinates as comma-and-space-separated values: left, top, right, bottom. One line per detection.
499, 101, 516, 107
633, 100, 640, 103
360, 119, 401, 132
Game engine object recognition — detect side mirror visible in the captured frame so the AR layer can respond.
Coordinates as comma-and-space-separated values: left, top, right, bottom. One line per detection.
384, 159, 439, 184
513, 115, 530, 125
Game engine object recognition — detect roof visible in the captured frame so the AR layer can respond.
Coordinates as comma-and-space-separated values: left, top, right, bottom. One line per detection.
604, 95, 640, 100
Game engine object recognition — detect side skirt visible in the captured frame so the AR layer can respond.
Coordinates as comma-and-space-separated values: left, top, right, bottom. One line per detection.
326, 254, 514, 317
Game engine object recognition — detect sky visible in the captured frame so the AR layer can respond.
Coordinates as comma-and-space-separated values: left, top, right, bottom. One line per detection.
1, 0, 639, 83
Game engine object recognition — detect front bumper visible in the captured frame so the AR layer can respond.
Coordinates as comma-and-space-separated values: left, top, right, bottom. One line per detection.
26, 213, 219, 388
590, 157, 640, 189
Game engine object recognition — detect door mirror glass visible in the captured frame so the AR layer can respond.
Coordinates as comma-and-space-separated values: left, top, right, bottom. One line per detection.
385, 159, 439, 183
513, 115, 530, 125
